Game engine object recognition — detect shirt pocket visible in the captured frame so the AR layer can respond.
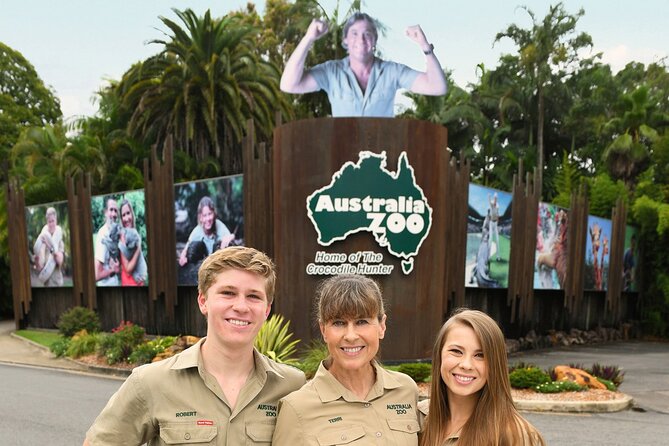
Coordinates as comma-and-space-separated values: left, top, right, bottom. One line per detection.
316, 425, 366, 445
159, 422, 218, 444
245, 422, 275, 445
387, 418, 420, 435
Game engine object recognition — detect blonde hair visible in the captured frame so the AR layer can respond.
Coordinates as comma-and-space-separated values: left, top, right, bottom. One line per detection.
420, 309, 545, 446
316, 274, 385, 323
197, 246, 276, 303
45, 207, 57, 219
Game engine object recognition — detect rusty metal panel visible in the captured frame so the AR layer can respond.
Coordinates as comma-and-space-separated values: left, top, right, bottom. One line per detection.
271, 118, 448, 360
144, 143, 177, 322
6, 180, 31, 328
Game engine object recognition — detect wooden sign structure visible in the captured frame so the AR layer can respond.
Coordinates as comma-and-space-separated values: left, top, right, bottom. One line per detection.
268, 118, 460, 360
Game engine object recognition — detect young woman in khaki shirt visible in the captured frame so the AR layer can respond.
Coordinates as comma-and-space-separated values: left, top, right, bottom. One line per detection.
273, 274, 420, 445
419, 309, 545, 446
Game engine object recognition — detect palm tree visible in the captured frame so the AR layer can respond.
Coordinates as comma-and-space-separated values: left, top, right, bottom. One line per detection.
495, 2, 592, 195
9, 125, 107, 204
602, 86, 657, 190
118, 8, 288, 174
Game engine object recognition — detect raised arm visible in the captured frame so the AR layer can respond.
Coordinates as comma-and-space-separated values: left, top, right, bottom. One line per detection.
405, 25, 447, 95
280, 19, 329, 93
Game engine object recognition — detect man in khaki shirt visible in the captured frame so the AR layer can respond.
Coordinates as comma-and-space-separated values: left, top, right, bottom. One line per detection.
84, 246, 306, 445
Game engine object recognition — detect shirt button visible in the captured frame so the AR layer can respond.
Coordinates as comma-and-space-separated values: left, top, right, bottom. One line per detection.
341, 435, 347, 441
375, 432, 382, 437
407, 424, 412, 430
184, 432, 191, 440
364, 403, 371, 407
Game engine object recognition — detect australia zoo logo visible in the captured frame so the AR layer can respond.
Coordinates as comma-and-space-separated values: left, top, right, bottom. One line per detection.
306, 151, 432, 275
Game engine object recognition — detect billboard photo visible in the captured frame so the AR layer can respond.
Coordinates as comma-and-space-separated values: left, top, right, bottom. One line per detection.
25, 201, 73, 287
465, 184, 513, 288
534, 202, 569, 289
584, 215, 612, 291
91, 190, 148, 287
175, 175, 244, 285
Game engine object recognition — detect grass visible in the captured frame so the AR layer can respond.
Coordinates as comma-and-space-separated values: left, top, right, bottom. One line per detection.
15, 329, 62, 348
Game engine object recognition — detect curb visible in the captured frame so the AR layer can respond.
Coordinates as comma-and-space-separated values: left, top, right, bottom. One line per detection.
9, 332, 131, 378
514, 394, 634, 413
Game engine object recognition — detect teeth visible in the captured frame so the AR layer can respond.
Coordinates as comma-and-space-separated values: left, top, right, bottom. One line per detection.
342, 347, 363, 353
454, 374, 474, 382
228, 319, 250, 326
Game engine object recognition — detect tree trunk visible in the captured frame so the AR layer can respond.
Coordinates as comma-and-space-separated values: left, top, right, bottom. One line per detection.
537, 85, 544, 198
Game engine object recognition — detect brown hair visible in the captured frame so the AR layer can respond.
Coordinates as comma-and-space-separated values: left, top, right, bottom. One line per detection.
420, 308, 545, 446
197, 246, 276, 304
341, 12, 378, 49
316, 274, 384, 323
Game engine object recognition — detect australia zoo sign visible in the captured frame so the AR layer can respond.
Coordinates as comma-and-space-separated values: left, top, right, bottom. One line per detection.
306, 151, 432, 275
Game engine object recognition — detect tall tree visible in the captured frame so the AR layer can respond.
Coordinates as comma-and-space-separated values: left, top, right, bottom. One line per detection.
118, 8, 288, 173
0, 42, 62, 177
495, 2, 592, 195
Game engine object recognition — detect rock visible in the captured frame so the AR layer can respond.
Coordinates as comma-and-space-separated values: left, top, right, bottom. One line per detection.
554, 365, 607, 390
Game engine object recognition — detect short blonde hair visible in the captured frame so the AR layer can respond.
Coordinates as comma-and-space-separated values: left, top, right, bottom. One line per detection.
197, 246, 276, 303
316, 274, 385, 323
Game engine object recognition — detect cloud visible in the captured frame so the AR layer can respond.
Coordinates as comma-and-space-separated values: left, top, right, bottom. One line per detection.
598, 44, 668, 73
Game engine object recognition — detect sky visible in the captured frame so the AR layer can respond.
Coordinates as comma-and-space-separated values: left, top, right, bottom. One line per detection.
2, 0, 667, 121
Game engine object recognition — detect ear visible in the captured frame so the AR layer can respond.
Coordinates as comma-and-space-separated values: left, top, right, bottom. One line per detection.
378, 314, 387, 339
265, 303, 272, 319
197, 292, 208, 317
319, 322, 327, 342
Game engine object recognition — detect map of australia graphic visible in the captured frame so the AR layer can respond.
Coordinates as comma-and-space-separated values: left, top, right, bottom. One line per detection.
306, 151, 432, 274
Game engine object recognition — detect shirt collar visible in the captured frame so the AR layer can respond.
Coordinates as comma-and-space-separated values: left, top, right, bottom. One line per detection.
313, 360, 401, 403
169, 337, 285, 381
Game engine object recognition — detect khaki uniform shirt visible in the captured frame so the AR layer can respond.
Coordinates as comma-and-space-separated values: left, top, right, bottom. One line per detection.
272, 361, 420, 445
418, 399, 459, 445
86, 338, 306, 445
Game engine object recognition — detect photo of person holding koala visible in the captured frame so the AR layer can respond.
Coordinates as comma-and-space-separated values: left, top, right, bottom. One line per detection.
93, 192, 148, 287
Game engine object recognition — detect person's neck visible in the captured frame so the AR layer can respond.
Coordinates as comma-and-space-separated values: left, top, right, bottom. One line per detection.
201, 336, 255, 379
348, 55, 374, 75
327, 361, 376, 400
446, 391, 478, 436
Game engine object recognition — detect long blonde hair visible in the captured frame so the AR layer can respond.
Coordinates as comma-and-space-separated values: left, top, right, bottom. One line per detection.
420, 309, 545, 446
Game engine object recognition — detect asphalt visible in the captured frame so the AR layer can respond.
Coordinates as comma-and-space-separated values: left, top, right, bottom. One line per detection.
1, 319, 668, 413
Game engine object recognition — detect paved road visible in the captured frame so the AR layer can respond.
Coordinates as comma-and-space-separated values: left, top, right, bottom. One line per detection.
511, 341, 669, 445
510, 341, 669, 414
0, 364, 120, 446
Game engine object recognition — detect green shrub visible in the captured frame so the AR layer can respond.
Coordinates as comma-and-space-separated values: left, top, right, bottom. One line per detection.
296, 340, 329, 379
596, 377, 617, 391
128, 336, 176, 365
65, 330, 101, 358
590, 363, 625, 387
98, 321, 145, 364
535, 380, 585, 393
508, 361, 537, 373
50, 336, 71, 357
254, 314, 300, 366
57, 306, 101, 337
509, 367, 551, 389
397, 363, 432, 383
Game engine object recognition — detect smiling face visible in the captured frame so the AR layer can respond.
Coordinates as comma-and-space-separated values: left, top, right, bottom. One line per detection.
199, 205, 215, 235
121, 203, 134, 228
197, 268, 270, 349
320, 314, 386, 373
343, 19, 376, 61
105, 199, 118, 224
46, 214, 57, 234
440, 323, 487, 401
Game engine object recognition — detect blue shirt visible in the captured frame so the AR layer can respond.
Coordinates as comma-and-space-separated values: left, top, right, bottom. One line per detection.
309, 57, 419, 117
